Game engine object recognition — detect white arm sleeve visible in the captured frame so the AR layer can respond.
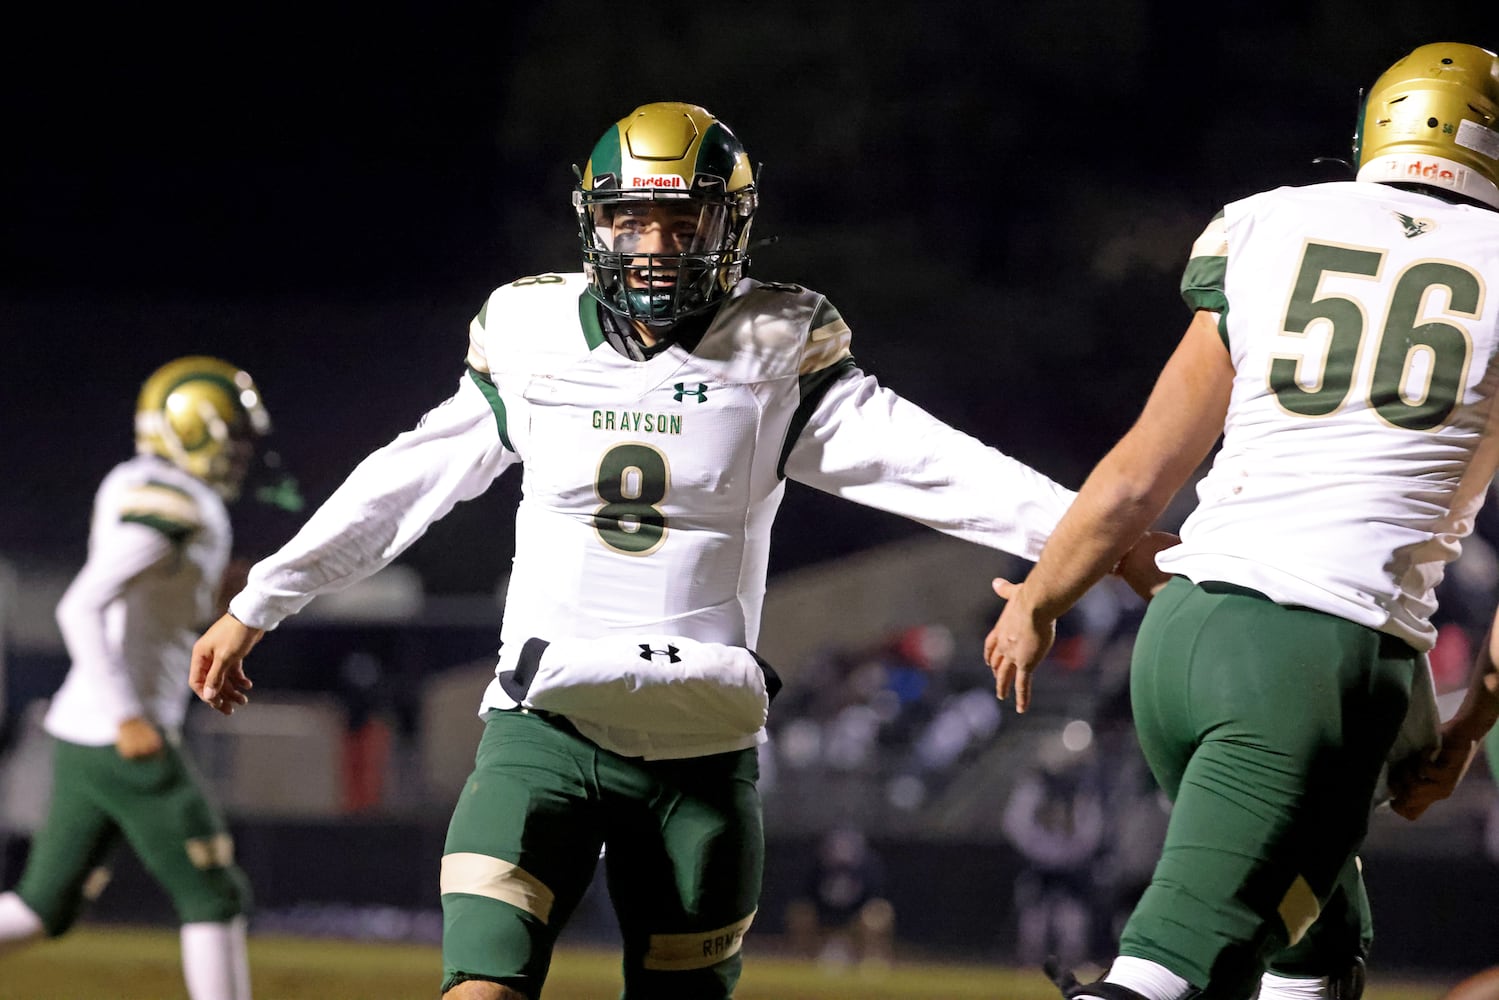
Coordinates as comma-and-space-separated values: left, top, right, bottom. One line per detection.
783, 370, 1076, 560
229, 372, 519, 629
54, 521, 176, 720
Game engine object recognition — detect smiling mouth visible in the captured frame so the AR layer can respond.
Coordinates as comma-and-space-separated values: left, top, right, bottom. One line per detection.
628, 273, 679, 288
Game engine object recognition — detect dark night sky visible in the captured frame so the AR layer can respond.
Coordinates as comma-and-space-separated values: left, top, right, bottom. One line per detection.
4, 1, 1497, 594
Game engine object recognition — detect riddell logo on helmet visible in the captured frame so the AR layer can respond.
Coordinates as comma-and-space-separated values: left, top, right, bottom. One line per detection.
629, 175, 686, 189
1402, 160, 1463, 182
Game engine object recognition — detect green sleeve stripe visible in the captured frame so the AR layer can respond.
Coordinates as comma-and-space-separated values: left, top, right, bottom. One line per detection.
466, 366, 514, 452
776, 357, 859, 479
810, 297, 843, 331
121, 512, 194, 543
1182, 209, 1230, 348
1181, 257, 1231, 350
143, 479, 193, 499
1182, 256, 1228, 312
578, 291, 606, 350
475, 298, 489, 329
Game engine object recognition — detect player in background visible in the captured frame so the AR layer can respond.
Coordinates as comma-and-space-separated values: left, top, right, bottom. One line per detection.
0, 357, 268, 1000
984, 42, 1499, 1000
188, 101, 1165, 1000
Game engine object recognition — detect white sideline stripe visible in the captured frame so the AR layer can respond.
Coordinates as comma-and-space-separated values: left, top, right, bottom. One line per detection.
440, 852, 554, 923
644, 911, 756, 971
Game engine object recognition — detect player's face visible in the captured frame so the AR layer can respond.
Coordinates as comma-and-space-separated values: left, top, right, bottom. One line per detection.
610, 202, 707, 289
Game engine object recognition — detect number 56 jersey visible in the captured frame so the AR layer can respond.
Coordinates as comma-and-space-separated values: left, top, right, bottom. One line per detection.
1161, 181, 1499, 651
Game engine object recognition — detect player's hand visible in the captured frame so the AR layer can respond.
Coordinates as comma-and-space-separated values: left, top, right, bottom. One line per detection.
116, 717, 164, 759
190, 613, 264, 716
983, 577, 1056, 714
1114, 530, 1179, 601
1387, 735, 1480, 821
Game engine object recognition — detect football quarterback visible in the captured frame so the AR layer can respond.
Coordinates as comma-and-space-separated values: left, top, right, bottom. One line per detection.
188, 101, 1160, 1000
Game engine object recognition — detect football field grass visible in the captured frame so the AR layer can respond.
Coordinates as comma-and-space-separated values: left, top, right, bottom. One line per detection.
0, 925, 1456, 999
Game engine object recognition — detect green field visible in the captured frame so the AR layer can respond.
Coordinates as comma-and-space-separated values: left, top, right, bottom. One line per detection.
0, 925, 1456, 999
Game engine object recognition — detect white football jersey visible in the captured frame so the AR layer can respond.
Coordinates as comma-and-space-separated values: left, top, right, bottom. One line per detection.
49, 455, 231, 744
1159, 182, 1499, 650
233, 274, 1076, 757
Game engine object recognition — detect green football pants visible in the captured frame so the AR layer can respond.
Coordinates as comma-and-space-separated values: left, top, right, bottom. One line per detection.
1121, 577, 1416, 999
440, 709, 762, 999
17, 736, 249, 935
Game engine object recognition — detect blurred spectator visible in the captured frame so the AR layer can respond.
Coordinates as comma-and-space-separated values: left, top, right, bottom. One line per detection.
1001, 724, 1106, 969
783, 826, 895, 971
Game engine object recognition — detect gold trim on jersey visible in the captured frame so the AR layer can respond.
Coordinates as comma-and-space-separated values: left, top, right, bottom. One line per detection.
119, 484, 203, 530
643, 911, 756, 970
466, 311, 491, 375
1189, 215, 1229, 260
800, 315, 853, 375
440, 852, 555, 923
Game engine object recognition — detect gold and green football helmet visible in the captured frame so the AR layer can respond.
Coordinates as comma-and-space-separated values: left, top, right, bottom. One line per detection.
1354, 42, 1499, 209
574, 102, 758, 326
135, 356, 271, 500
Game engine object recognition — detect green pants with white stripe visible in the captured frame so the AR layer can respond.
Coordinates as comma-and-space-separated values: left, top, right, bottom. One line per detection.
440, 709, 762, 999
1120, 577, 1416, 999
17, 736, 249, 935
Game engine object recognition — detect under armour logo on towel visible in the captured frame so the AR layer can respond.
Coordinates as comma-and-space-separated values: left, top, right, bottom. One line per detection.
673, 382, 708, 403
639, 644, 682, 664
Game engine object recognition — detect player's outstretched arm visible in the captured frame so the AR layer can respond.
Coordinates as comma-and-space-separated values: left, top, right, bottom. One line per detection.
190, 613, 264, 717
984, 310, 1232, 713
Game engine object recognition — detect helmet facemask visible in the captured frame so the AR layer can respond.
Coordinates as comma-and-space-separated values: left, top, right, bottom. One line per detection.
576, 185, 754, 326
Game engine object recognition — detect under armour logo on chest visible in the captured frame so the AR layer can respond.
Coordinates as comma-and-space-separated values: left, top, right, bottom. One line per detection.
639, 644, 682, 664
673, 382, 709, 403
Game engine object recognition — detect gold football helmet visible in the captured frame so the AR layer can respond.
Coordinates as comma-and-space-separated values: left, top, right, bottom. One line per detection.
135, 356, 271, 499
1355, 42, 1499, 209
575, 102, 758, 326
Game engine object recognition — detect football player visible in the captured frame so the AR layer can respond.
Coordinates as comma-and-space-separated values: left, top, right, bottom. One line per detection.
984, 42, 1499, 1000
187, 101, 1164, 1000
0, 357, 268, 1000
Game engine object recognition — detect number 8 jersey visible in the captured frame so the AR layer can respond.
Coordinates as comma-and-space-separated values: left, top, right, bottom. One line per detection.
1160, 181, 1499, 651
231, 274, 1076, 758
